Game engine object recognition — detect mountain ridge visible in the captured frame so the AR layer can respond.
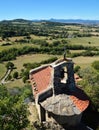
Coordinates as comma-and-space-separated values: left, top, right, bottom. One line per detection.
48, 18, 99, 24
1, 18, 99, 24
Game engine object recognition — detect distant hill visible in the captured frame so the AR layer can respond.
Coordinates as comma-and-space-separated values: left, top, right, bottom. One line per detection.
48, 18, 99, 24
0, 19, 31, 24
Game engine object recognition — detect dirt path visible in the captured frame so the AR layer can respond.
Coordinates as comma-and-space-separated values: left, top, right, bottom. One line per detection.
0, 69, 11, 84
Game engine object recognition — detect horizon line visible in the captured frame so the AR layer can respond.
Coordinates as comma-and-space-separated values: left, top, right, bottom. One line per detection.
0, 18, 99, 21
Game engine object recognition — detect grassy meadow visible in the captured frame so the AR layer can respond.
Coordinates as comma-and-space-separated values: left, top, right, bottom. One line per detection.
11, 54, 55, 72
73, 56, 99, 68
68, 36, 99, 47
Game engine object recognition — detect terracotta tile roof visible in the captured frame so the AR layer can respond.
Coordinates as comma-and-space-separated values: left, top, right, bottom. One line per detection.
31, 66, 52, 97
70, 87, 89, 112
41, 89, 89, 115
41, 94, 81, 116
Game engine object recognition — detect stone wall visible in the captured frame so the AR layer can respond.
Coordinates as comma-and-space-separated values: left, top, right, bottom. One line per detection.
48, 112, 82, 126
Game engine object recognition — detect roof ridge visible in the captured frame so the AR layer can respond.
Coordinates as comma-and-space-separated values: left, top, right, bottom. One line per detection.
30, 64, 51, 74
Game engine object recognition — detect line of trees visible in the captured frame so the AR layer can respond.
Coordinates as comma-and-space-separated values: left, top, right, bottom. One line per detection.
71, 50, 99, 58
0, 42, 98, 62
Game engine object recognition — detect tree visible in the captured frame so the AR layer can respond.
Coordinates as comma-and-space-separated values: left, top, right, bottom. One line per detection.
0, 85, 29, 130
13, 71, 18, 79
6, 62, 14, 70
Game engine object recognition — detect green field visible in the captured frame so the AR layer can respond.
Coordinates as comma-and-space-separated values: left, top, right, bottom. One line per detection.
11, 54, 56, 72
68, 36, 99, 47
73, 56, 99, 68
5, 78, 25, 88
70, 50, 85, 53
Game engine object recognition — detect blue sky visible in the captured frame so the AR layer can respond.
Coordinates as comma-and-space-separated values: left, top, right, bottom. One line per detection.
0, 0, 99, 20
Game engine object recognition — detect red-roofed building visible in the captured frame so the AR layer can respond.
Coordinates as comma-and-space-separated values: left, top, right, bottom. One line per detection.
30, 58, 89, 129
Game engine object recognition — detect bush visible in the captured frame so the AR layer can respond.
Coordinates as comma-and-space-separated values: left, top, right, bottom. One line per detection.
92, 61, 99, 71
13, 71, 19, 79
6, 62, 14, 69
74, 65, 81, 73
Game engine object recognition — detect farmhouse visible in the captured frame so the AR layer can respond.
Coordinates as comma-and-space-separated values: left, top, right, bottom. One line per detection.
29, 57, 89, 129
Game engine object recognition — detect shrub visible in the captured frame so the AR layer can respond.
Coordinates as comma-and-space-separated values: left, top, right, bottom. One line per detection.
13, 71, 19, 79
92, 61, 99, 71
74, 65, 81, 73
6, 62, 14, 69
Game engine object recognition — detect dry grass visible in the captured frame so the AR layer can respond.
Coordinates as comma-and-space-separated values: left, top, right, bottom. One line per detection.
73, 56, 99, 68
0, 43, 38, 51
69, 36, 99, 47
70, 50, 85, 53
9, 36, 25, 41
0, 63, 6, 79
30, 34, 46, 40
11, 54, 56, 72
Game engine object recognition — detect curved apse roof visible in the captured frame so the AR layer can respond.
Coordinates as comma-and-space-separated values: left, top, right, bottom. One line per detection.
40, 87, 89, 115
